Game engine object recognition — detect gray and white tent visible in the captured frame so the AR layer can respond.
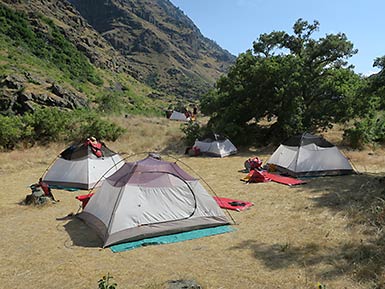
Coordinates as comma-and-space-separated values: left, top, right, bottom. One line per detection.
193, 133, 237, 157
169, 110, 189, 121
42, 141, 123, 189
267, 133, 354, 177
78, 156, 229, 247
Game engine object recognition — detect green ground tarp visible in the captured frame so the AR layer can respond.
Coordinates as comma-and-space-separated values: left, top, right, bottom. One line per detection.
110, 225, 235, 253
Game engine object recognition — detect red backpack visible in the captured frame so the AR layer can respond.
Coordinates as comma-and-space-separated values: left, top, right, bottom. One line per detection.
244, 157, 262, 172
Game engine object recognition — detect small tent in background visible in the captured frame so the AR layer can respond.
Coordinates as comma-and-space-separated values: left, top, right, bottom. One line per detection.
169, 110, 189, 121
78, 155, 229, 247
267, 133, 355, 177
193, 133, 237, 157
42, 140, 124, 189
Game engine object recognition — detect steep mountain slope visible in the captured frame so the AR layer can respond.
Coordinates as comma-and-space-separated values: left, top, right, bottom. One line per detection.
1, 0, 135, 74
67, 0, 235, 99
0, 0, 234, 115
0, 0, 152, 115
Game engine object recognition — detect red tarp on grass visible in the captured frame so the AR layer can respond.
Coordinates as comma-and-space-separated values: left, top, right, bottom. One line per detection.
261, 171, 306, 186
213, 196, 254, 211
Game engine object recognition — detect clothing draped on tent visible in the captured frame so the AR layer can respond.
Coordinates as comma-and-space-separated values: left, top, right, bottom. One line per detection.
42, 140, 123, 189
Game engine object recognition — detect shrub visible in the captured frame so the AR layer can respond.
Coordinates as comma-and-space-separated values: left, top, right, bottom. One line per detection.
96, 93, 125, 114
180, 121, 201, 146
0, 108, 126, 150
98, 273, 117, 289
344, 113, 385, 149
344, 127, 366, 149
77, 115, 126, 141
0, 115, 24, 149
22, 108, 71, 143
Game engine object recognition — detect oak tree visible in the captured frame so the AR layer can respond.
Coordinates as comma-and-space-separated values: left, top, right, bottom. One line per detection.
201, 19, 360, 144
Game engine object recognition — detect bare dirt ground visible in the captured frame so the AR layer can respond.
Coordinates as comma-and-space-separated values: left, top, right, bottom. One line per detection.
1, 118, 385, 289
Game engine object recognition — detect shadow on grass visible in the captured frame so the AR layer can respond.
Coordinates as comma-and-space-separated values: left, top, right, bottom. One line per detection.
231, 240, 325, 270
231, 172, 385, 284
305, 172, 385, 283
304, 173, 385, 225
230, 238, 384, 282
60, 217, 103, 248
237, 145, 277, 157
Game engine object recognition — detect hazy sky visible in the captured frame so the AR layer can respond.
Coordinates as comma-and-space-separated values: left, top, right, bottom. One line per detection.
169, 0, 385, 76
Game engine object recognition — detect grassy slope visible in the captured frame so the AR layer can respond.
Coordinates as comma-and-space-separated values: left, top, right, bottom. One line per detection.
0, 4, 174, 116
0, 32, 169, 116
1, 115, 385, 288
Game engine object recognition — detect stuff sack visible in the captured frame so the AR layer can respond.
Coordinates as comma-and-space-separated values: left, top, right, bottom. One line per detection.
244, 157, 263, 172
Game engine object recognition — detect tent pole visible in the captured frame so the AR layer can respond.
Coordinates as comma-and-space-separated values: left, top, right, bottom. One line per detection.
168, 154, 237, 226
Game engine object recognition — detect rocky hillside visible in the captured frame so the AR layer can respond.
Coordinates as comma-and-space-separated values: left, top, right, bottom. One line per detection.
0, 0, 235, 115
67, 0, 235, 98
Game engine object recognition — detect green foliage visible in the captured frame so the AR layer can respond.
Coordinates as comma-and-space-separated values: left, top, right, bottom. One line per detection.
368, 55, 385, 109
94, 90, 164, 117
201, 19, 362, 144
96, 93, 126, 114
0, 108, 125, 150
344, 119, 374, 149
146, 72, 158, 88
75, 112, 126, 142
0, 115, 24, 149
180, 121, 201, 146
22, 108, 70, 142
342, 76, 383, 148
344, 112, 385, 149
0, 4, 102, 85
98, 273, 117, 289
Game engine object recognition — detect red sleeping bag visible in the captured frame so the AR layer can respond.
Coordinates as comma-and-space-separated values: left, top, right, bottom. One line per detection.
261, 171, 306, 186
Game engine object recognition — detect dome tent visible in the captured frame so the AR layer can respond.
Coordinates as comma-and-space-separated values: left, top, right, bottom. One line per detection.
78, 155, 229, 247
42, 140, 124, 189
267, 133, 355, 177
169, 110, 189, 121
193, 133, 237, 158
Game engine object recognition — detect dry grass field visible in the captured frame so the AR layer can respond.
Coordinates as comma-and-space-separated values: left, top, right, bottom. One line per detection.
1, 116, 385, 289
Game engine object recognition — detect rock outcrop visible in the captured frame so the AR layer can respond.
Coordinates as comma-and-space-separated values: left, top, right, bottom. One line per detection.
0, 74, 88, 115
